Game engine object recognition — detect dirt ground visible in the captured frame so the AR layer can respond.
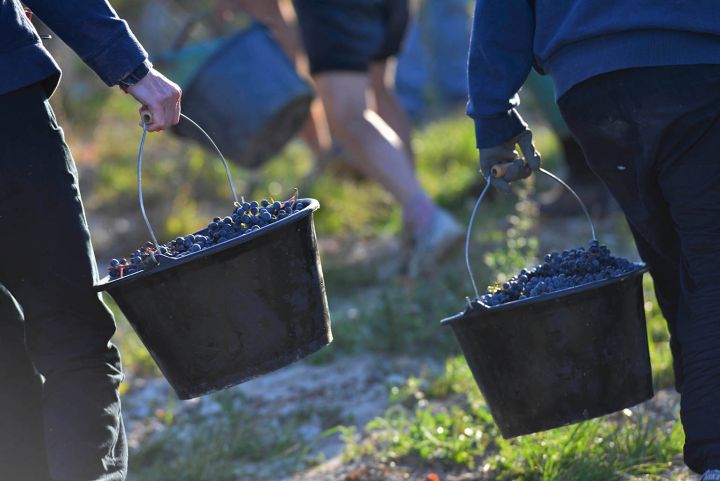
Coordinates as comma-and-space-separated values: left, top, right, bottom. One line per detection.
121, 351, 698, 481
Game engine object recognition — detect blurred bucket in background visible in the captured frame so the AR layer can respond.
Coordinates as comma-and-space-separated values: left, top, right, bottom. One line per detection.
156, 20, 314, 169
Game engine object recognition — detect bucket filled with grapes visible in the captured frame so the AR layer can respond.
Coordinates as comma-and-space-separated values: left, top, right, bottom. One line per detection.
95, 115, 331, 400
441, 169, 653, 438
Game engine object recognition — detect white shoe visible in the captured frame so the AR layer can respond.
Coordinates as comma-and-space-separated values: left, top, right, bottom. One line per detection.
408, 208, 464, 277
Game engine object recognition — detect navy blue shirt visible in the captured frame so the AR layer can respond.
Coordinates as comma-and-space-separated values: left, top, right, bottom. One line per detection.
467, 0, 720, 148
1, 0, 147, 96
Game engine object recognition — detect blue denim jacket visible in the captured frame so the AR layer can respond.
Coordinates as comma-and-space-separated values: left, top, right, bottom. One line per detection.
0, 0, 147, 95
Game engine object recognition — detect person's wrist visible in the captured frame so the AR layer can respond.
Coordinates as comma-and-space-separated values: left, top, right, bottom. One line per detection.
117, 59, 152, 93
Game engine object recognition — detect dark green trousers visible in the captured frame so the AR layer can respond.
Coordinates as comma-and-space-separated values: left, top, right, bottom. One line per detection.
0, 82, 127, 481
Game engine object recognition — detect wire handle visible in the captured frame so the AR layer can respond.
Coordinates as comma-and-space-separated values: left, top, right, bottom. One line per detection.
465, 168, 597, 300
137, 112, 241, 255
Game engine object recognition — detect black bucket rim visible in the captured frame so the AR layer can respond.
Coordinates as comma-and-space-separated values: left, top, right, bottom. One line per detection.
94, 198, 319, 292
441, 262, 648, 326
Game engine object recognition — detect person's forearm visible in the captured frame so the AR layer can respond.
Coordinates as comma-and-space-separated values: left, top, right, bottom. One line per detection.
466, 0, 535, 148
24, 0, 147, 86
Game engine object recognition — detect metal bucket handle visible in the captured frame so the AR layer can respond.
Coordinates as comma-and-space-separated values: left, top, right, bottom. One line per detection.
137, 112, 241, 259
465, 168, 597, 301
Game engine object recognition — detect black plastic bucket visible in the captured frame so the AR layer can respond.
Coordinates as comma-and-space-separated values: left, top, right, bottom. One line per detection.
442, 170, 654, 438
442, 268, 652, 438
97, 199, 331, 400
95, 120, 331, 400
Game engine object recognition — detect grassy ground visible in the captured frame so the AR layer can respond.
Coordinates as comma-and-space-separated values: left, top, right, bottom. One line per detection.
78, 107, 685, 481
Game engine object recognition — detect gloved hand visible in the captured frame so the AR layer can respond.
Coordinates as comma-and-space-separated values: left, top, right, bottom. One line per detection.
479, 129, 542, 191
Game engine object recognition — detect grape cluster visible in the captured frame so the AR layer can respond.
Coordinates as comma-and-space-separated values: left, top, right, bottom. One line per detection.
108, 198, 307, 279
476, 240, 638, 308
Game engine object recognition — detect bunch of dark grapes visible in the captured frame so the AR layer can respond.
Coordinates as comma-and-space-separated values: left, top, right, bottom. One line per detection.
108, 241, 158, 278
108, 198, 306, 279
476, 240, 638, 307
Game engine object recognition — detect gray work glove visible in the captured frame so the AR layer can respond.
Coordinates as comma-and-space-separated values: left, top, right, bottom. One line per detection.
479, 130, 542, 192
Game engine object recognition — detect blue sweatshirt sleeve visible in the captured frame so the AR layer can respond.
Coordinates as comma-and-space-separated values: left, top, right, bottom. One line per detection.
467, 0, 535, 148
24, 0, 147, 87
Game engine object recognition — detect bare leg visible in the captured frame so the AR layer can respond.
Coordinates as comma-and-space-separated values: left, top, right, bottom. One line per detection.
314, 72, 435, 233
300, 97, 333, 162
277, 1, 333, 160
239, 0, 332, 161
369, 60, 415, 162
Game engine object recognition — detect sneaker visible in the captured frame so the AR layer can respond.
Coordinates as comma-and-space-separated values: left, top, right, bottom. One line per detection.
407, 208, 464, 277
702, 470, 720, 481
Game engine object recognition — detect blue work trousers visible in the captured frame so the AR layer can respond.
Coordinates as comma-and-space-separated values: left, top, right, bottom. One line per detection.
558, 65, 720, 474
0, 82, 127, 481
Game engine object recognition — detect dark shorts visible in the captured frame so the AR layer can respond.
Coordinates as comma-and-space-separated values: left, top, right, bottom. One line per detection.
293, 0, 409, 75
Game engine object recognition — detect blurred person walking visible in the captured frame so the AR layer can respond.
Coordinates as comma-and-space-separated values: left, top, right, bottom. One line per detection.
467, 1, 720, 478
395, 0, 470, 121
0, 2, 181, 480
293, 0, 463, 275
